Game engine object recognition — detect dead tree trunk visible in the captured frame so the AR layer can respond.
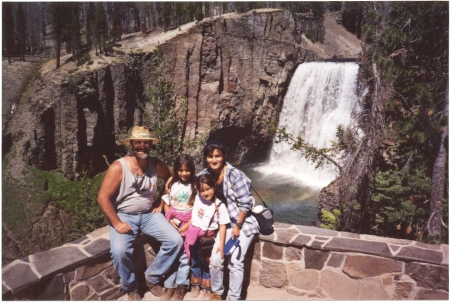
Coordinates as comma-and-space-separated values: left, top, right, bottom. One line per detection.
55, 30, 61, 69
428, 78, 449, 241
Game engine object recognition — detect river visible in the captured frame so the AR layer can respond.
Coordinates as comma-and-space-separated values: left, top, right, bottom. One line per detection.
241, 164, 320, 226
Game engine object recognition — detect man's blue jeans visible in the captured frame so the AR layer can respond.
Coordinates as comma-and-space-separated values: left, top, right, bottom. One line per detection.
163, 250, 190, 289
109, 212, 183, 294
210, 227, 254, 300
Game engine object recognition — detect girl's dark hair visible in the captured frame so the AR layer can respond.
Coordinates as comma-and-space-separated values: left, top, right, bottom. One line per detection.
169, 154, 196, 206
203, 140, 228, 160
196, 174, 216, 201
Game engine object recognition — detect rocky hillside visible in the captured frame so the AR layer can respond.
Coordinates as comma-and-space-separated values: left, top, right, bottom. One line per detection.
4, 9, 360, 179
2, 9, 361, 263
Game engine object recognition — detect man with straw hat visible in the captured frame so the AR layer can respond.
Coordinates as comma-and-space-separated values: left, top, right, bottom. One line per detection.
97, 126, 183, 300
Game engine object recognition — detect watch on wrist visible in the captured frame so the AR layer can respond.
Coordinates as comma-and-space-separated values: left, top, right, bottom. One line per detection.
235, 222, 243, 229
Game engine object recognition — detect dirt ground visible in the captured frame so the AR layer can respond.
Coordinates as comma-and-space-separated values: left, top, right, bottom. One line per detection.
117, 280, 317, 301
2, 56, 48, 130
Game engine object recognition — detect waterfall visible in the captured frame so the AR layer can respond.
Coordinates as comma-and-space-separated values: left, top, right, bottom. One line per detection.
258, 62, 360, 188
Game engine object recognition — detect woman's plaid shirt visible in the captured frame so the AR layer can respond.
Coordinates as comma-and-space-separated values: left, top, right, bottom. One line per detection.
199, 162, 259, 237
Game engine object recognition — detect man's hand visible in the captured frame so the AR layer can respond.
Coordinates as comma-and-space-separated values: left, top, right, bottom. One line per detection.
114, 221, 132, 234
152, 202, 163, 214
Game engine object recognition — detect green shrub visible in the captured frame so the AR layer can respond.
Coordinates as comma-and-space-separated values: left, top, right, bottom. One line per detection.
320, 208, 341, 229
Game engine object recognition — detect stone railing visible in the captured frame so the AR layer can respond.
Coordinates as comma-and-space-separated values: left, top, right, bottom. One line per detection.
2, 222, 448, 300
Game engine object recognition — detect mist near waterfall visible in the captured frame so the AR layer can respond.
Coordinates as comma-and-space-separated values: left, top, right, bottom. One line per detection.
248, 62, 360, 225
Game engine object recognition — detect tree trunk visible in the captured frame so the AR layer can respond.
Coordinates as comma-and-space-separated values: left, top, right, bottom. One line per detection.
55, 31, 61, 69
428, 78, 449, 240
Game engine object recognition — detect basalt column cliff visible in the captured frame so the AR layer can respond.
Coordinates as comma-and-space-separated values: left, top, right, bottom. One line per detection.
7, 9, 360, 179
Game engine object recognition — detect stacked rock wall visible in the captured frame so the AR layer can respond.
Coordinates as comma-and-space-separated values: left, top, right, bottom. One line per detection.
2, 223, 448, 300
249, 223, 448, 300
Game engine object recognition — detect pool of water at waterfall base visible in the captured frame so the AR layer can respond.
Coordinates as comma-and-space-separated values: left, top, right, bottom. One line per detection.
240, 164, 324, 226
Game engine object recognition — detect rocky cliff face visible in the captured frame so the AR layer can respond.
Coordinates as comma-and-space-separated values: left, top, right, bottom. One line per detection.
2, 9, 362, 264
7, 9, 341, 178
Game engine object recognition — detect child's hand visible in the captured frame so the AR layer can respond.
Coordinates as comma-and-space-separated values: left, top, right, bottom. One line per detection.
179, 224, 188, 234
216, 244, 225, 259
169, 219, 180, 230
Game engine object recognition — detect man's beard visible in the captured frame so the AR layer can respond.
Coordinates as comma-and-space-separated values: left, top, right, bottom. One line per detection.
132, 148, 149, 159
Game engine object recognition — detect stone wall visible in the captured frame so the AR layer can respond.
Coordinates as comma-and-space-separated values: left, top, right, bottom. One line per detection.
3, 223, 448, 300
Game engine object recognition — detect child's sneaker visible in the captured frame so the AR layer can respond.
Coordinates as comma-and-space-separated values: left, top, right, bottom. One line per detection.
190, 285, 201, 298
203, 288, 212, 300
171, 285, 188, 300
160, 287, 175, 300
128, 291, 141, 300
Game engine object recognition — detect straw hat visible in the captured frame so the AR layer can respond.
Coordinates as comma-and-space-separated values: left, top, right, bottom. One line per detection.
121, 126, 160, 145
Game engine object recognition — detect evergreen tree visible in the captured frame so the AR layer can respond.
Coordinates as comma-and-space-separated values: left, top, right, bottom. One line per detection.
2, 2, 15, 63
350, 1, 448, 242
95, 3, 109, 55
371, 2, 447, 243
16, 3, 27, 61
109, 2, 124, 43
85, 2, 96, 50
63, 3, 82, 62
162, 2, 173, 32
143, 47, 186, 164
140, 47, 207, 166
341, 1, 364, 38
48, 2, 64, 69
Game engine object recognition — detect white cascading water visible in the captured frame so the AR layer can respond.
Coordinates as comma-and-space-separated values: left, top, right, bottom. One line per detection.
258, 62, 360, 188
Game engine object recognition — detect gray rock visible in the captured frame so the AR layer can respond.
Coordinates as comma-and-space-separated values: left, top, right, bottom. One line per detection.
406, 262, 449, 290
304, 248, 329, 270
343, 254, 403, 278
262, 242, 283, 260
415, 289, 449, 300
259, 260, 288, 288
319, 268, 360, 300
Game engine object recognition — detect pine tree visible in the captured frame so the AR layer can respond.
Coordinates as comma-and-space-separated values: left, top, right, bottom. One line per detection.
361, 1, 449, 242
16, 3, 27, 61
162, 2, 173, 32
63, 3, 82, 62
85, 2, 96, 50
109, 2, 124, 43
143, 47, 185, 164
48, 2, 64, 69
95, 3, 108, 55
141, 47, 207, 165
2, 2, 15, 63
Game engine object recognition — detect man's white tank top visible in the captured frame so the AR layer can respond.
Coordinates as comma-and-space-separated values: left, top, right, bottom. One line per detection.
111, 157, 158, 214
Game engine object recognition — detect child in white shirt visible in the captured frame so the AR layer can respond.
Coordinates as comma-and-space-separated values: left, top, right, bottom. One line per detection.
184, 173, 230, 299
